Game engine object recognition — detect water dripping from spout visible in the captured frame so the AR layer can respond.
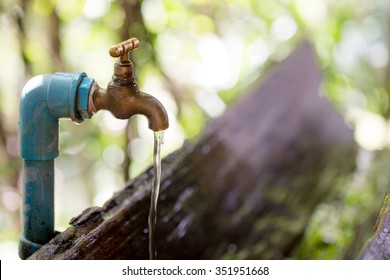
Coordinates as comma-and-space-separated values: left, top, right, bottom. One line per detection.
148, 130, 164, 260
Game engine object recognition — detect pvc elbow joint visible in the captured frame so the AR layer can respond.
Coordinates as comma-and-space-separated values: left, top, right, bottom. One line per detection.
19, 72, 94, 159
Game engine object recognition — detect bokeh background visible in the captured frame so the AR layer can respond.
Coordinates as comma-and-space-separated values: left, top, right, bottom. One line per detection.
1, 0, 390, 259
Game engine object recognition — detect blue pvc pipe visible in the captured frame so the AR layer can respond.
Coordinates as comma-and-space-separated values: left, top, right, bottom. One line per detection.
21, 160, 54, 246
18, 72, 94, 259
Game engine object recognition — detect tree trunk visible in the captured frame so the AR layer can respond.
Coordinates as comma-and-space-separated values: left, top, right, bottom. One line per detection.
29, 40, 357, 260
361, 188, 390, 259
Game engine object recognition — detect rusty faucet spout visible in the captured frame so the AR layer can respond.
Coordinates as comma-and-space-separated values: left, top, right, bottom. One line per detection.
90, 84, 169, 131
89, 38, 169, 131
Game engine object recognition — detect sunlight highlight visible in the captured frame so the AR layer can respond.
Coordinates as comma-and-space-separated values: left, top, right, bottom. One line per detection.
347, 108, 388, 151
192, 33, 234, 90
271, 15, 298, 42
83, 0, 110, 19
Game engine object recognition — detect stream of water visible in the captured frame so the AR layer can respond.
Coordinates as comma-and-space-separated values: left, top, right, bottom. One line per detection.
148, 131, 164, 260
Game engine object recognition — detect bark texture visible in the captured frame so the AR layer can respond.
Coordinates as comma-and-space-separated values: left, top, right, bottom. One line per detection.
29, 40, 357, 260
361, 189, 390, 260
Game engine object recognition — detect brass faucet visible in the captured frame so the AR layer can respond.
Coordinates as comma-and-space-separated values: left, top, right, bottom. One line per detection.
89, 38, 169, 131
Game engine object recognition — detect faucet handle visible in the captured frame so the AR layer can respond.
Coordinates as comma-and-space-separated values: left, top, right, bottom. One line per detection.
109, 38, 140, 63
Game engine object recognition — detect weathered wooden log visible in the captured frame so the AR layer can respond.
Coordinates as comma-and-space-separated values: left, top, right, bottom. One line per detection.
29, 40, 357, 260
361, 189, 390, 259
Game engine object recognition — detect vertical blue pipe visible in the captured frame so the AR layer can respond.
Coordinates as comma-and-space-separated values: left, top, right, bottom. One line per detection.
18, 72, 94, 259
23, 160, 54, 242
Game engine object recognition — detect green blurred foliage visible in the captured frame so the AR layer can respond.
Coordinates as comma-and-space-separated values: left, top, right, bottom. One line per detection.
1, 0, 390, 259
